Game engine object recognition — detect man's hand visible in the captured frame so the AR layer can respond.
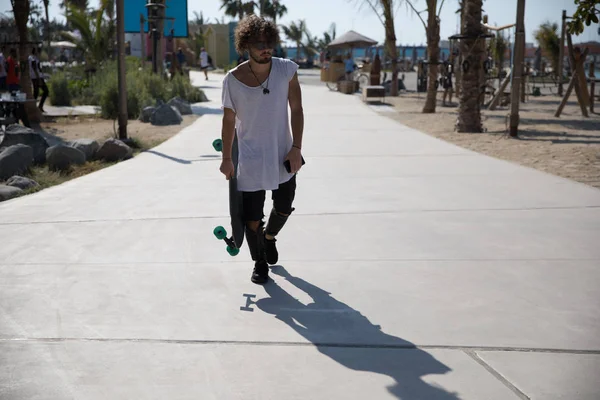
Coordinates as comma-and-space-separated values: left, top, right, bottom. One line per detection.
285, 146, 303, 174
220, 159, 235, 180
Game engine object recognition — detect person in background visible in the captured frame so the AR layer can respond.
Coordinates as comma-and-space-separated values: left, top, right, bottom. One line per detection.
29, 47, 48, 113
0, 45, 7, 92
344, 53, 355, 80
6, 48, 20, 92
176, 47, 186, 75
200, 47, 209, 80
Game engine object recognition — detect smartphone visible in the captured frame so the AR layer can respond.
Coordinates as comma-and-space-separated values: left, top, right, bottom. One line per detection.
284, 156, 306, 173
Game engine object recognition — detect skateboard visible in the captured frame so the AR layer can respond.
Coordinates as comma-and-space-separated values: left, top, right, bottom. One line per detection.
212, 134, 245, 256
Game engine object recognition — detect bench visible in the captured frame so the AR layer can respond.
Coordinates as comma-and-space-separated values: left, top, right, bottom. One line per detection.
362, 85, 386, 102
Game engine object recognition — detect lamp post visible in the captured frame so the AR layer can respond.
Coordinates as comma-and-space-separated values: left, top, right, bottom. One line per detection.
146, 0, 165, 74
116, 0, 127, 139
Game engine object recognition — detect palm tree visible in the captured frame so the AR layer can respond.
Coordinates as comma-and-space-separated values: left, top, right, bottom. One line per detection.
10, 0, 41, 123
60, 0, 88, 11
63, 4, 114, 69
318, 23, 337, 50
404, 0, 446, 113
263, 0, 287, 25
355, 0, 398, 96
220, 0, 253, 20
456, 0, 484, 132
534, 21, 560, 77
42, 0, 50, 51
282, 20, 306, 60
490, 30, 508, 86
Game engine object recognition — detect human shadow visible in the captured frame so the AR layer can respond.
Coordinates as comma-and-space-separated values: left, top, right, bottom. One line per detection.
254, 266, 460, 399
191, 105, 223, 116
145, 150, 221, 164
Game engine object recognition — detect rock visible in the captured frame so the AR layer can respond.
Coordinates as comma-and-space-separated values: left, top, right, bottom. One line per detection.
46, 144, 86, 171
96, 138, 133, 162
167, 97, 192, 115
150, 104, 183, 126
139, 106, 156, 123
0, 144, 34, 180
0, 125, 49, 164
68, 138, 100, 161
198, 90, 209, 102
6, 175, 39, 190
0, 184, 22, 201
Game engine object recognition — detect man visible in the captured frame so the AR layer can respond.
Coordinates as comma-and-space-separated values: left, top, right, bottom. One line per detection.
6, 48, 20, 92
219, 14, 304, 284
176, 47, 187, 75
0, 46, 6, 92
29, 48, 48, 112
344, 53, 355, 80
199, 47, 209, 80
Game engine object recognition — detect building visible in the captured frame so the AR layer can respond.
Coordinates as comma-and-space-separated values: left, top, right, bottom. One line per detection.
200, 22, 239, 68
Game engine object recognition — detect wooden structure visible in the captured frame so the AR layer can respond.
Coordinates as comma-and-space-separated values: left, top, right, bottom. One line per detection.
555, 32, 592, 118
590, 62, 596, 114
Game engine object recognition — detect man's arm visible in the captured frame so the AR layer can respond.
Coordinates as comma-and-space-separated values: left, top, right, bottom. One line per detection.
221, 107, 236, 160
288, 72, 303, 149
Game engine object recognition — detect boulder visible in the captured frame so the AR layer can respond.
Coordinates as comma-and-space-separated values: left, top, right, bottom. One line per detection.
0, 125, 49, 164
96, 138, 133, 162
0, 184, 22, 202
68, 138, 100, 161
139, 106, 156, 123
0, 144, 34, 180
198, 90, 209, 102
150, 104, 183, 126
46, 144, 86, 171
167, 97, 193, 115
6, 175, 39, 190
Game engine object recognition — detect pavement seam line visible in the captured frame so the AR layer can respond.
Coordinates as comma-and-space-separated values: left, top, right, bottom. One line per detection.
464, 350, 531, 400
2, 339, 600, 355
1, 205, 599, 226
1, 257, 599, 266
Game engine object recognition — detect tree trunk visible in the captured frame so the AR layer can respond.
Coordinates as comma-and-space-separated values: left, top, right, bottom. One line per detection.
423, 1, 439, 113
44, 0, 51, 51
381, 0, 397, 96
13, 0, 41, 123
456, 0, 483, 132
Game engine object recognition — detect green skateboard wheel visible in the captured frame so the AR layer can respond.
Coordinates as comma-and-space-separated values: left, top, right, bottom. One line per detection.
212, 138, 223, 152
213, 226, 227, 240
227, 246, 240, 256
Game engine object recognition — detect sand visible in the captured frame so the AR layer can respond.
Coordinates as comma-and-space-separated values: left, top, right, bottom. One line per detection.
382, 93, 600, 189
36, 115, 200, 148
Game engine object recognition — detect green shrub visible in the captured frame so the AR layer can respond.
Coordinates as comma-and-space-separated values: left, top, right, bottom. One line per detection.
56, 58, 206, 119
48, 72, 72, 106
170, 74, 205, 103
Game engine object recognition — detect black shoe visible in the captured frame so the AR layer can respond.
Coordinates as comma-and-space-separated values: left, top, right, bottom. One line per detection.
264, 235, 278, 265
251, 260, 269, 284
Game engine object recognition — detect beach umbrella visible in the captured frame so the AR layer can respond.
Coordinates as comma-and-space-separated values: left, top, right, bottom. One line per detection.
327, 30, 378, 50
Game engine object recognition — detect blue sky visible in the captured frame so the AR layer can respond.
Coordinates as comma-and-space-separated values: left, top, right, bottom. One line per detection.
4, 0, 599, 45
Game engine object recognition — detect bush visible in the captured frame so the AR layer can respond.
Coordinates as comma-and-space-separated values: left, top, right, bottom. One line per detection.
170, 74, 205, 103
54, 58, 206, 119
48, 72, 72, 106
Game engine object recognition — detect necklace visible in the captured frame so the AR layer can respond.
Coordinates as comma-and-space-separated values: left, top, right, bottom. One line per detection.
248, 62, 271, 95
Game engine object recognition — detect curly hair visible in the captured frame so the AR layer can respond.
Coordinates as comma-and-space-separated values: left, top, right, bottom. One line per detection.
234, 14, 280, 55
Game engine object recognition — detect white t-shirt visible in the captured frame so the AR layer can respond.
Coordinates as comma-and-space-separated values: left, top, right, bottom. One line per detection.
221, 57, 299, 192
200, 51, 209, 68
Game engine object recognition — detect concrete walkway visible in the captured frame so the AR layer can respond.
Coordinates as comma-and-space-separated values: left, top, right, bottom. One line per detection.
1, 70, 599, 399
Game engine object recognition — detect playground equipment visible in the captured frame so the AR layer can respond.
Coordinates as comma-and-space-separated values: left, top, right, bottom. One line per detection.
554, 10, 593, 118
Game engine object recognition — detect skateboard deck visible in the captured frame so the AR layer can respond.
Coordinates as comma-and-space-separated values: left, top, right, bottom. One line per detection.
212, 134, 245, 256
